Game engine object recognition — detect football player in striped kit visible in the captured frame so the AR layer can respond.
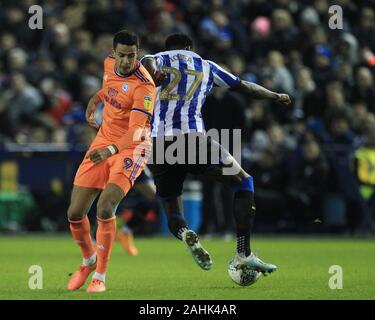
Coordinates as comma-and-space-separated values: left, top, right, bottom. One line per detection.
142, 33, 291, 282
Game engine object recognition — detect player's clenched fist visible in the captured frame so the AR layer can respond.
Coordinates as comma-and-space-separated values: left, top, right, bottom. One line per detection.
87, 113, 99, 129
152, 69, 167, 87
274, 93, 291, 106
85, 147, 112, 164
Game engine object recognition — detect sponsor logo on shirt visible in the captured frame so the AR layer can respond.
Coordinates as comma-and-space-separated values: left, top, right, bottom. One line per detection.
108, 87, 118, 97
144, 96, 152, 111
103, 95, 123, 109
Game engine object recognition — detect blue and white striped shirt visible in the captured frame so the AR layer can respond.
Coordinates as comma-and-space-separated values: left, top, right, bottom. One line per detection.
142, 50, 240, 137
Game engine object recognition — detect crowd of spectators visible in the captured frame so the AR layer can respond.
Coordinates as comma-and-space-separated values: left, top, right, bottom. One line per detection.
1, 0, 375, 234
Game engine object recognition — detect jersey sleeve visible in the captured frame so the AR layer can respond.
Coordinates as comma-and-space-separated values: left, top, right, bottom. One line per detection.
206, 60, 241, 89
113, 84, 156, 152
113, 110, 150, 152
97, 55, 113, 99
97, 88, 105, 101
131, 83, 156, 119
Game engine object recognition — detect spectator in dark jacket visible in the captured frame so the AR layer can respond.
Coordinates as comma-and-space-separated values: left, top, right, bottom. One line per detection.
287, 133, 329, 228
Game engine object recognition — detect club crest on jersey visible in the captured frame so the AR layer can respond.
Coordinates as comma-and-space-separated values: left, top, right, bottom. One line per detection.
122, 83, 129, 92
124, 157, 133, 169
144, 96, 152, 110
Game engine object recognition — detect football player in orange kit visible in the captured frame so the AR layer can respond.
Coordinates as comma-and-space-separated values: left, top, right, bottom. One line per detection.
66, 30, 156, 293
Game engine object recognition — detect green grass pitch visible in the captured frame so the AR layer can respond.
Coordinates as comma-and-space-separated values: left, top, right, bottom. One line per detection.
0, 235, 374, 300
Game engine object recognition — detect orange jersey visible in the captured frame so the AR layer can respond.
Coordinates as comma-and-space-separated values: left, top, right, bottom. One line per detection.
74, 56, 156, 192
96, 56, 156, 146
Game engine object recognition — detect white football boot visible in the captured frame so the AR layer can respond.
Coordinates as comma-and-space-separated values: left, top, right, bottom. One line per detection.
234, 252, 277, 275
182, 229, 212, 270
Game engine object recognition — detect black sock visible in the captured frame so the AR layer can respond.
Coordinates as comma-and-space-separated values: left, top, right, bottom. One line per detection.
233, 191, 256, 257
167, 213, 188, 240
236, 234, 250, 257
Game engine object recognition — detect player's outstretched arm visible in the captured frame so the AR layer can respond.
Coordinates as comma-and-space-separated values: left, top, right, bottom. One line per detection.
85, 92, 102, 129
233, 80, 291, 106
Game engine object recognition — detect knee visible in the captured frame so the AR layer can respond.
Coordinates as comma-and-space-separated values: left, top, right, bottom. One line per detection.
241, 170, 251, 179
67, 205, 86, 221
96, 198, 117, 220
233, 175, 254, 193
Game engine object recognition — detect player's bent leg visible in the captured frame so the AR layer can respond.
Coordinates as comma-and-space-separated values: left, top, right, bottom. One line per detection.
151, 157, 212, 270
133, 167, 156, 200
87, 182, 126, 292
161, 196, 212, 270
161, 196, 187, 239
116, 225, 138, 256
67, 186, 100, 291
67, 185, 100, 221
116, 181, 154, 257
133, 180, 156, 200
121, 179, 157, 256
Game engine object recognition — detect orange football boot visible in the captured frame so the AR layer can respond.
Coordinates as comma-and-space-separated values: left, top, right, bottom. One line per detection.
67, 263, 96, 291
116, 229, 138, 256
87, 279, 106, 292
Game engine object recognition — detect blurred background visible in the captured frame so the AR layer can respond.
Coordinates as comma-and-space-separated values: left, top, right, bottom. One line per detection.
1, 0, 375, 237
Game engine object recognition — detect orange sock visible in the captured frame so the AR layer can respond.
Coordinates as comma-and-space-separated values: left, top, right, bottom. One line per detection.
69, 216, 95, 259
96, 216, 116, 274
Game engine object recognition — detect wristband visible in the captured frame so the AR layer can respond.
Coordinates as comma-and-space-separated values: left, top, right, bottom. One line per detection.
107, 145, 117, 155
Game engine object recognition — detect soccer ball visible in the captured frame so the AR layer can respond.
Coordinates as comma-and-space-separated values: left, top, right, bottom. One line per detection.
228, 257, 261, 286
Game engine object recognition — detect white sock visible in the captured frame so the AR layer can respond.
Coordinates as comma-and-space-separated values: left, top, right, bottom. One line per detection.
83, 253, 96, 266
93, 272, 105, 283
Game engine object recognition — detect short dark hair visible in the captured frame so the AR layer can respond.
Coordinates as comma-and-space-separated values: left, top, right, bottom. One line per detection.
165, 33, 193, 50
113, 30, 139, 49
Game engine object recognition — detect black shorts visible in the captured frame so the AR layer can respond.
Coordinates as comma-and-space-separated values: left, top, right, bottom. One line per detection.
149, 133, 228, 199
135, 166, 152, 184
